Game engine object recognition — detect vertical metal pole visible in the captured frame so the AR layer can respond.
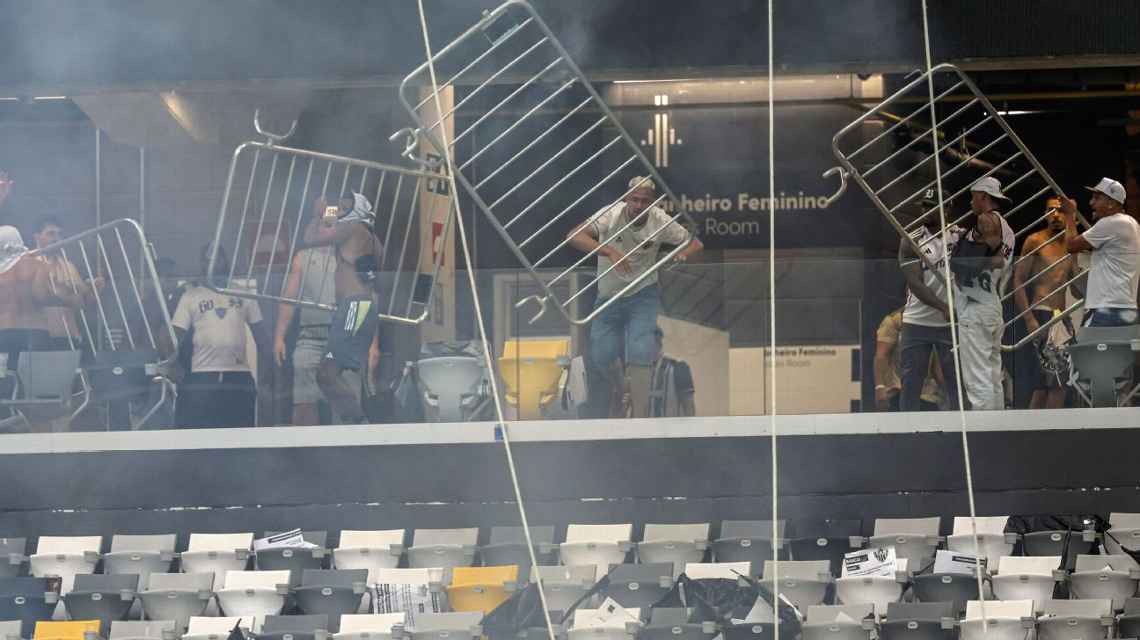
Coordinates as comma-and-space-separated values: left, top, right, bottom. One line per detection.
139, 146, 146, 278
95, 128, 102, 227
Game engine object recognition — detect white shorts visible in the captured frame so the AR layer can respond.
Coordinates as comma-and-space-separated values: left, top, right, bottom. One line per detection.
958, 301, 1004, 411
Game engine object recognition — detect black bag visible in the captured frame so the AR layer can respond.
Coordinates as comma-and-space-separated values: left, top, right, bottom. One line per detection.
654, 574, 802, 635
483, 574, 612, 640
950, 236, 994, 286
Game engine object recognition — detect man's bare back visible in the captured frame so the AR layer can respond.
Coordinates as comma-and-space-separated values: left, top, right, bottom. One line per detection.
0, 257, 52, 330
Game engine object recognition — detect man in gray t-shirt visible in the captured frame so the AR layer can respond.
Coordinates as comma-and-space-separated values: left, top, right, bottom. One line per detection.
1061, 177, 1140, 327
566, 176, 702, 418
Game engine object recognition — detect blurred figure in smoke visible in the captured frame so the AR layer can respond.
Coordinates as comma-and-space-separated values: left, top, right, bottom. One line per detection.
32, 215, 103, 353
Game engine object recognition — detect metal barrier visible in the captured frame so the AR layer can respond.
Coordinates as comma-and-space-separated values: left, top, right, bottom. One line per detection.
394, 0, 697, 325
824, 63, 1092, 351
207, 113, 450, 326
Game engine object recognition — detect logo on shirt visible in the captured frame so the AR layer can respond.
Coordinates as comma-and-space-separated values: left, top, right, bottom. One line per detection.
639, 94, 682, 168
215, 308, 228, 319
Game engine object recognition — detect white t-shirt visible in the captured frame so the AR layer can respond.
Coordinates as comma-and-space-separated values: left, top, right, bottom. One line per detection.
1082, 212, 1140, 309
172, 286, 263, 373
958, 211, 1015, 308
899, 226, 960, 327
588, 202, 690, 300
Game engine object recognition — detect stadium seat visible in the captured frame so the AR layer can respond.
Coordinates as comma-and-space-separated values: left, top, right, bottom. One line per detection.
1068, 325, 1140, 407
598, 564, 672, 610
498, 337, 570, 420
530, 565, 596, 612
294, 569, 369, 623
255, 531, 328, 578
1103, 513, 1140, 556
636, 607, 715, 640
712, 521, 785, 565
762, 560, 831, 612
568, 607, 640, 640
909, 572, 979, 615
179, 533, 254, 587
259, 614, 330, 640
1035, 599, 1111, 640
800, 604, 875, 640
1117, 598, 1140, 639
214, 570, 290, 618
102, 535, 176, 589
720, 593, 777, 640
137, 573, 214, 632
372, 569, 446, 617
108, 621, 177, 640
959, 600, 1035, 640
406, 529, 478, 569
0, 538, 28, 579
1069, 554, 1139, 610
0, 621, 22, 640
990, 556, 1062, 608
28, 537, 102, 596
31, 620, 99, 640
333, 531, 405, 584
834, 558, 909, 613
636, 524, 709, 568
415, 344, 491, 422
681, 562, 752, 580
479, 526, 557, 572
445, 565, 518, 614
0, 351, 83, 429
559, 525, 633, 574
787, 520, 861, 578
403, 612, 482, 640
333, 613, 406, 640
0, 577, 59, 631
867, 519, 941, 573
877, 602, 956, 640
183, 616, 259, 640
945, 516, 1015, 570
62, 574, 138, 635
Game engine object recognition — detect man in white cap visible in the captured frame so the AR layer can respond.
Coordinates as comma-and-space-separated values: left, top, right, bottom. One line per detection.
952, 176, 1016, 410
1060, 177, 1140, 326
567, 176, 703, 418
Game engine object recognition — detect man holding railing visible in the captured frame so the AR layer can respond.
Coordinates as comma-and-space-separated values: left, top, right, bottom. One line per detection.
1060, 178, 1140, 327
567, 176, 703, 419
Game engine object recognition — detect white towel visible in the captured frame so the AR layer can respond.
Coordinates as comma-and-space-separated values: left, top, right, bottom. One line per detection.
0, 226, 27, 274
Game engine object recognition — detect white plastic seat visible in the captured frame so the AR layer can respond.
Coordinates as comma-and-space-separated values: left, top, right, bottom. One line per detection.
712, 521, 785, 565
530, 565, 597, 612
28, 536, 102, 595
103, 534, 177, 588
109, 620, 178, 640
1036, 598, 1111, 640
834, 558, 909, 613
214, 570, 290, 618
801, 604, 874, 640
560, 525, 632, 575
990, 556, 1062, 609
762, 560, 831, 612
415, 355, 488, 422
182, 616, 259, 640
334, 531, 405, 580
946, 517, 1014, 570
0, 621, 22, 640
407, 529, 478, 569
1069, 554, 1139, 610
682, 562, 752, 580
404, 612, 482, 640
637, 524, 709, 568
179, 533, 253, 587
868, 518, 941, 572
138, 573, 214, 632
568, 607, 641, 640
960, 600, 1035, 640
1104, 513, 1140, 556
334, 613, 407, 640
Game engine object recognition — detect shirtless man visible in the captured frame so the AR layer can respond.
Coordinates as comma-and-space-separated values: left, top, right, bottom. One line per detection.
302, 192, 383, 424
1012, 198, 1080, 408
0, 226, 80, 370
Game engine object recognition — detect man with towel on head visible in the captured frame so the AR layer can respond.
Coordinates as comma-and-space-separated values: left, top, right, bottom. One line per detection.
303, 192, 384, 424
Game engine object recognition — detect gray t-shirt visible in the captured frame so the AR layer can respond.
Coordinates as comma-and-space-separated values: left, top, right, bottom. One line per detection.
588, 202, 690, 300
172, 286, 263, 372
1082, 212, 1140, 309
295, 247, 337, 326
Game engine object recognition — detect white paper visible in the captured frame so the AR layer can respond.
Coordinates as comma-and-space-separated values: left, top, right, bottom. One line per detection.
841, 546, 897, 577
932, 549, 985, 575
595, 597, 639, 624
252, 528, 318, 551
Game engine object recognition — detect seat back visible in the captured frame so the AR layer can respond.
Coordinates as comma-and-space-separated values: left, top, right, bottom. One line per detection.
763, 560, 830, 581
498, 337, 570, 419
374, 568, 443, 585
0, 577, 55, 596
951, 517, 1008, 535
33, 537, 101, 555
109, 534, 176, 554
0, 621, 22, 640
72, 574, 138, 593
487, 526, 555, 546
405, 612, 482, 633
185, 617, 257, 635
337, 530, 405, 549
683, 562, 752, 580
187, 533, 253, 552
1041, 599, 1110, 617
572, 608, 640, 630
964, 600, 1033, 621
873, 518, 940, 537
1074, 554, 1137, 572
32, 621, 99, 640
606, 563, 671, 584
337, 613, 407, 634
222, 570, 290, 589
109, 621, 175, 640
146, 573, 213, 592
565, 524, 632, 545
646, 608, 693, 626
532, 565, 595, 585
642, 524, 709, 544
15, 351, 81, 401
719, 521, 785, 542
885, 602, 956, 622
0, 539, 27, 557
412, 529, 478, 548
261, 615, 329, 633
1124, 598, 1140, 615
415, 356, 486, 422
805, 604, 874, 624
1110, 513, 1140, 529
450, 566, 518, 588
301, 569, 368, 588
996, 556, 1060, 576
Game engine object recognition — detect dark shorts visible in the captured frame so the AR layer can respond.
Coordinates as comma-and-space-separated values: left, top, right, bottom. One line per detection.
326, 295, 378, 371
176, 371, 256, 428
0, 328, 51, 369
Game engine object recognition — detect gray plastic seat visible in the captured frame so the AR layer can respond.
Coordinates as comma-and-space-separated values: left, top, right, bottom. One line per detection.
137, 573, 214, 632
1022, 529, 1094, 572
531, 566, 596, 612
1036, 599, 1110, 640
260, 614, 330, 640
480, 527, 557, 572
1069, 554, 1139, 610
637, 525, 710, 569
868, 518, 942, 573
103, 535, 176, 588
801, 604, 875, 640
712, 521, 786, 564
294, 569, 369, 627
1069, 326, 1140, 406
1117, 597, 1140, 638
0, 540, 27, 580
108, 621, 177, 640
763, 560, 832, 612
788, 520, 862, 578
599, 564, 673, 610
722, 623, 774, 640
255, 531, 328, 579
0, 577, 58, 630
636, 608, 714, 640
910, 573, 978, 615
416, 347, 490, 422
404, 612, 482, 640
63, 574, 139, 635
407, 529, 478, 569
0, 621, 22, 640
878, 602, 956, 640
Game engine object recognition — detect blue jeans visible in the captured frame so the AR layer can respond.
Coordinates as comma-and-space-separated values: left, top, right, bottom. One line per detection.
585, 286, 660, 416
1083, 308, 1139, 327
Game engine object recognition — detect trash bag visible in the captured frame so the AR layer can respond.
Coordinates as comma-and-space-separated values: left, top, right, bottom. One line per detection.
654, 574, 801, 635
483, 574, 611, 640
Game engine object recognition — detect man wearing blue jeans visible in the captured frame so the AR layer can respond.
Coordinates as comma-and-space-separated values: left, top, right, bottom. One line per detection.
567, 176, 703, 418
1060, 178, 1140, 327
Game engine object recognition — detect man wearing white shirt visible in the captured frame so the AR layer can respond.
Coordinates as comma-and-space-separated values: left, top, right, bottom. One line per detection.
1060, 177, 1140, 327
567, 176, 703, 418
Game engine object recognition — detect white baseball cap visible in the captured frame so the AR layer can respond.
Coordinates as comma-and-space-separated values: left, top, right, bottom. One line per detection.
628, 176, 657, 192
1084, 177, 1126, 205
970, 176, 1009, 201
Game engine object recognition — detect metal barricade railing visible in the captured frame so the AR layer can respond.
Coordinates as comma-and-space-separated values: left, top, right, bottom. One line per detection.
207, 113, 451, 326
29, 217, 178, 426
823, 63, 1091, 351
394, 0, 697, 325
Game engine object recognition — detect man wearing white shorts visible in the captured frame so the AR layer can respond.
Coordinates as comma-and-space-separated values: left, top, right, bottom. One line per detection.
953, 177, 1015, 411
